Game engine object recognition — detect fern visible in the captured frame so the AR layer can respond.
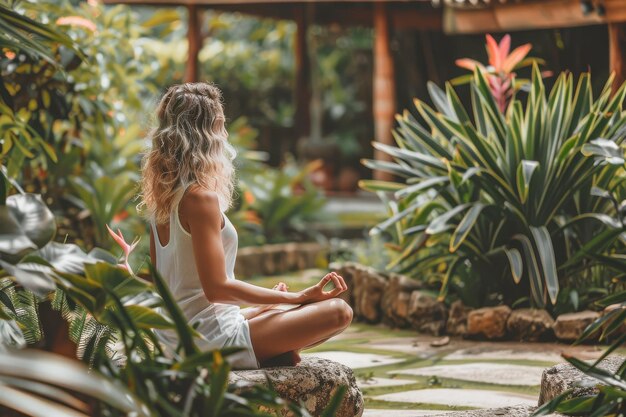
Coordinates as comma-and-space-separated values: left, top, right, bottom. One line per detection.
52, 288, 116, 366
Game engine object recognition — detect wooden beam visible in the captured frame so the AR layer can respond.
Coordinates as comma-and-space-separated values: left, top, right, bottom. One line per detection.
373, 2, 396, 181
444, 0, 626, 34
609, 22, 626, 93
185, 4, 202, 82
294, 5, 312, 140
103, 1, 442, 30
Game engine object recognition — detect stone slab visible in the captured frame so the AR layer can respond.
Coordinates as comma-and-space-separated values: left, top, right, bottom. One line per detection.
444, 348, 563, 363
373, 388, 537, 408
390, 363, 545, 386
357, 377, 416, 389
302, 351, 404, 369
363, 410, 453, 417
427, 406, 562, 417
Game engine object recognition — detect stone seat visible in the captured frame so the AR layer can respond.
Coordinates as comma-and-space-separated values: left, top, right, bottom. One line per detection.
229, 356, 364, 417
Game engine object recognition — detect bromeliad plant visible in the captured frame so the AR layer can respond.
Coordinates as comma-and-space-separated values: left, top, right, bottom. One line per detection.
361, 65, 626, 309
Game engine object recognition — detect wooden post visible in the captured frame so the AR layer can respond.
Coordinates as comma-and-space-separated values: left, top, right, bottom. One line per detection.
609, 22, 626, 93
373, 2, 396, 181
185, 4, 202, 82
294, 5, 312, 140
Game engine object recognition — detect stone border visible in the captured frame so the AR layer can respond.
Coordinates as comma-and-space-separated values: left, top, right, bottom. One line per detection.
236, 242, 327, 278
332, 262, 602, 343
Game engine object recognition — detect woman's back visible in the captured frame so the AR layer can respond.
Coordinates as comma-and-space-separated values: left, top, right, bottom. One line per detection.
150, 185, 244, 353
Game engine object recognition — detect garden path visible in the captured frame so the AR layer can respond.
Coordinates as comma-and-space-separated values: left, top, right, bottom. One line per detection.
248, 269, 607, 416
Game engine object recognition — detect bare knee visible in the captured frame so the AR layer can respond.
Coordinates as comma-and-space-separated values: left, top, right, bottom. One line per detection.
328, 298, 353, 329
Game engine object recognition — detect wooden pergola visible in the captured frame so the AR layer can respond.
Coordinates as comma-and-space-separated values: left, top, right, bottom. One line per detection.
103, 0, 626, 180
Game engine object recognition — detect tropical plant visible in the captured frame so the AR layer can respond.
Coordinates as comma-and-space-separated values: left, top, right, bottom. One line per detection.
534, 287, 626, 416
361, 66, 626, 309
233, 156, 328, 246
0, 180, 344, 416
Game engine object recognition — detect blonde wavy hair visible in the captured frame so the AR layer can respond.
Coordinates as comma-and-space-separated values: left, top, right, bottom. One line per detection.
140, 82, 236, 224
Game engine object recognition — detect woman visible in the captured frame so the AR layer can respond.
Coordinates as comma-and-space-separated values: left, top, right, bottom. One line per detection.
140, 82, 353, 369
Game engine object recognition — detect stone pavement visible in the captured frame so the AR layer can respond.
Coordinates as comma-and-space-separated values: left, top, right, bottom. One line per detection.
248, 269, 609, 416
301, 322, 607, 417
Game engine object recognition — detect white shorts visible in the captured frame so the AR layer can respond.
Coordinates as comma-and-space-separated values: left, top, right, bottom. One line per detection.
224, 319, 260, 370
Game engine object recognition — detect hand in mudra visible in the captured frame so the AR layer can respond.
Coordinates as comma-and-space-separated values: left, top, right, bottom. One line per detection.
297, 272, 347, 304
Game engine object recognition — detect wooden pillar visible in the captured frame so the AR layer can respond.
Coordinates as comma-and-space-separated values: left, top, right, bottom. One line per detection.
185, 5, 202, 82
373, 2, 396, 181
609, 22, 626, 93
294, 5, 312, 140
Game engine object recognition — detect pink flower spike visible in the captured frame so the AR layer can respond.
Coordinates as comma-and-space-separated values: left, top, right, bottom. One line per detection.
106, 224, 140, 275
106, 224, 128, 254
499, 35, 511, 64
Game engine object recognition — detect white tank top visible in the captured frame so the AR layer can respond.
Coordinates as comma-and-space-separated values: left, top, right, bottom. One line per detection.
150, 185, 244, 353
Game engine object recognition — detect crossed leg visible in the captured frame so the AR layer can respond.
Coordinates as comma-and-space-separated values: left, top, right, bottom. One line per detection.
247, 298, 353, 367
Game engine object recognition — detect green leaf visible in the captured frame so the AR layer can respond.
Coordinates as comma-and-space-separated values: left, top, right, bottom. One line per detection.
0, 348, 150, 416
513, 234, 546, 308
581, 138, 624, 165
450, 203, 486, 252
321, 385, 347, 417
5, 194, 56, 249
0, 260, 55, 296
116, 305, 173, 330
504, 248, 523, 284
530, 226, 559, 305
516, 160, 539, 204
426, 204, 472, 235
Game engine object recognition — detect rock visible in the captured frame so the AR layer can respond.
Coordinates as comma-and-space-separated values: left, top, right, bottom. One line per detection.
331, 262, 356, 305
235, 246, 264, 278
538, 355, 625, 405
229, 356, 363, 417
406, 291, 448, 336
447, 300, 473, 336
467, 305, 511, 339
235, 243, 328, 278
351, 264, 386, 323
553, 311, 600, 342
380, 273, 421, 328
506, 309, 555, 342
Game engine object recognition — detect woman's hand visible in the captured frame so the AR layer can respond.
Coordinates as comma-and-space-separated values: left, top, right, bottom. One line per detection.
296, 272, 347, 304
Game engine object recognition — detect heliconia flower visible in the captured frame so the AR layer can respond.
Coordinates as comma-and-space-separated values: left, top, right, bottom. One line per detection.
56, 16, 97, 33
106, 224, 140, 274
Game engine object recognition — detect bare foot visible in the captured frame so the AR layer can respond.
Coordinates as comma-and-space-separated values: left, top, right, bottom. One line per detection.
261, 350, 301, 367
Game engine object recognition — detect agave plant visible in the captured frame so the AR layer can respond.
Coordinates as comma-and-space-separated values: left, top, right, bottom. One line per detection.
361, 66, 626, 308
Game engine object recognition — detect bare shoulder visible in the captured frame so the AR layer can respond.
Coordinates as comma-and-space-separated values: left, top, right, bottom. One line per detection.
179, 185, 222, 229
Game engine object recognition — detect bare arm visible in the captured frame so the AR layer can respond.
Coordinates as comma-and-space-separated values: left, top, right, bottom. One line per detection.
182, 189, 302, 305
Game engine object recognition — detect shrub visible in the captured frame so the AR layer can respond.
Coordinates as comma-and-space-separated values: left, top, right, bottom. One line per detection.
362, 66, 626, 310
